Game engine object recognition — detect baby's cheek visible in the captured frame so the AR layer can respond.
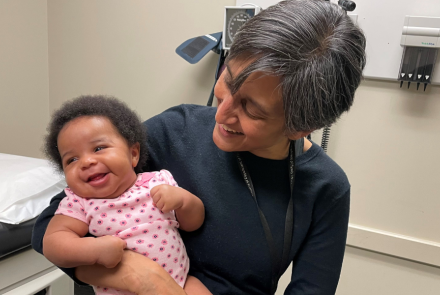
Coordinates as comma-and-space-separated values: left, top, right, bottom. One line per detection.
63, 173, 74, 188
66, 180, 90, 199
65, 177, 81, 194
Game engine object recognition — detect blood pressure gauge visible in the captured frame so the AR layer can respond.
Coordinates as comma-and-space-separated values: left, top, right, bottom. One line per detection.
223, 6, 261, 50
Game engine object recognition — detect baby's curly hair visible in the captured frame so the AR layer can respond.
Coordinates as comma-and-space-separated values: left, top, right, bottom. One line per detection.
44, 95, 148, 174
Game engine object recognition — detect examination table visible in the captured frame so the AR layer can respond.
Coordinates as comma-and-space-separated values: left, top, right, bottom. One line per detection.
0, 217, 73, 295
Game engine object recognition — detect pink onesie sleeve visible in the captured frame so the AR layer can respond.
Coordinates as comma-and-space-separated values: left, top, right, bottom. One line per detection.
55, 188, 89, 225
158, 169, 178, 187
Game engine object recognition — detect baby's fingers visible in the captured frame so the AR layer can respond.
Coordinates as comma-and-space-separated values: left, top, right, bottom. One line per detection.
154, 198, 165, 211
160, 205, 172, 214
150, 185, 162, 197
152, 192, 162, 205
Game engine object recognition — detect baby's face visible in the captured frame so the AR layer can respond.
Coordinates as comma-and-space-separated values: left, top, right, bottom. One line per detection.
57, 116, 139, 199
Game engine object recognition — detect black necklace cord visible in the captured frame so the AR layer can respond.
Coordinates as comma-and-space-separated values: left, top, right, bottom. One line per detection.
236, 141, 296, 295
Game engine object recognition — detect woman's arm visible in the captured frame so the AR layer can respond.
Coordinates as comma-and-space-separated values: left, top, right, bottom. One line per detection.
32, 191, 66, 255
151, 185, 205, 232
43, 215, 126, 268
75, 250, 187, 295
285, 189, 350, 294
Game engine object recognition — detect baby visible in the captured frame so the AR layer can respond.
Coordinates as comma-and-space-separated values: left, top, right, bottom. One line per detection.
42, 95, 210, 295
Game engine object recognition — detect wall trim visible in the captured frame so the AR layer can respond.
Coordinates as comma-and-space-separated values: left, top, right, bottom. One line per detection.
347, 224, 440, 267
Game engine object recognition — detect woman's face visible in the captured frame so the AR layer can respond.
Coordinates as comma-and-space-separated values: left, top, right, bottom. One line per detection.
213, 59, 292, 159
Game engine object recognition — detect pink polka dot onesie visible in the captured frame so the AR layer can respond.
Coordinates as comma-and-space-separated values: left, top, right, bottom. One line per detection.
55, 170, 189, 295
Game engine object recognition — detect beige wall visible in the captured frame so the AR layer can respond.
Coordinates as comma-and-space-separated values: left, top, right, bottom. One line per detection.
277, 248, 440, 295
47, 0, 234, 120
333, 80, 440, 294
276, 80, 440, 295
337, 246, 440, 295
329, 79, 440, 243
0, 0, 49, 158
0, 0, 234, 158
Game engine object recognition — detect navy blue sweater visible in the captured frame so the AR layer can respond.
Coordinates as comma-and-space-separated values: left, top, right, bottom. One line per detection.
32, 104, 350, 295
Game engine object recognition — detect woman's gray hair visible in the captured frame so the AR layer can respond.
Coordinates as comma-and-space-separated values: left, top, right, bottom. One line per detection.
226, 0, 367, 133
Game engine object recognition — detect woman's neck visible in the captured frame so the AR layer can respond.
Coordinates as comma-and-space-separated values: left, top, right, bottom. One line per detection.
249, 137, 312, 160
249, 139, 291, 160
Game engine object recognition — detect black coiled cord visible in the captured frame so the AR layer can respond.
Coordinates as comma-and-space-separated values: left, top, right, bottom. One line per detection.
321, 125, 331, 153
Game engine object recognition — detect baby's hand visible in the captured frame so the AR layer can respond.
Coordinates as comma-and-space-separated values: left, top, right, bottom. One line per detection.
150, 184, 184, 213
95, 235, 127, 268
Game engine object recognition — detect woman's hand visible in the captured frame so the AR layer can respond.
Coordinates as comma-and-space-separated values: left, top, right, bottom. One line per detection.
76, 250, 187, 295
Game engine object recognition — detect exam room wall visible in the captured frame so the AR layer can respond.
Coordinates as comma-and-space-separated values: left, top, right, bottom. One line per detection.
275, 80, 440, 295
47, 0, 235, 121
0, 0, 50, 158
332, 80, 440, 294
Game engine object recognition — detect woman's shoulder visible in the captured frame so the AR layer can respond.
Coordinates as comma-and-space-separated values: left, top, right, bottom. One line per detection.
296, 142, 350, 199
144, 104, 215, 129
143, 104, 217, 164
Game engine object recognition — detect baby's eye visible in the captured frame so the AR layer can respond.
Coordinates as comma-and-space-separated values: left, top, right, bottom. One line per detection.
95, 146, 105, 152
66, 157, 77, 165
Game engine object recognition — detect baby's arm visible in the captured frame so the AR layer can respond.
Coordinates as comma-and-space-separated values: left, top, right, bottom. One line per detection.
43, 215, 126, 268
184, 276, 212, 295
151, 185, 204, 232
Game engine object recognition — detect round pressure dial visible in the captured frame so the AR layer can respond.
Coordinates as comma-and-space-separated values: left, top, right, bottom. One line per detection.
227, 11, 251, 44
223, 7, 258, 50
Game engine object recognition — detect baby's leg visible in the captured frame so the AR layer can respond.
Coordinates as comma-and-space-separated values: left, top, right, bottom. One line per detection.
183, 275, 212, 295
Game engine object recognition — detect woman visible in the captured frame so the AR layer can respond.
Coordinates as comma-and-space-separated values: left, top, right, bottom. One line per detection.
32, 0, 366, 294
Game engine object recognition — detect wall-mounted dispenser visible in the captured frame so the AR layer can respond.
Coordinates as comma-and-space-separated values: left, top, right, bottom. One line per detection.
398, 16, 440, 90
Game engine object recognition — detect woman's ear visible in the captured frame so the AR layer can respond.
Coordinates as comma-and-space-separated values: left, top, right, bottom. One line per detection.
130, 142, 141, 168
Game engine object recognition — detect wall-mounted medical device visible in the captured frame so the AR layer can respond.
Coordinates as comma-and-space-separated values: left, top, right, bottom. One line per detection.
398, 16, 440, 91
223, 5, 261, 50
175, 32, 222, 64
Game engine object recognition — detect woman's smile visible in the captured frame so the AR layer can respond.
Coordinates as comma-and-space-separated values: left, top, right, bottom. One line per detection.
220, 124, 244, 135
